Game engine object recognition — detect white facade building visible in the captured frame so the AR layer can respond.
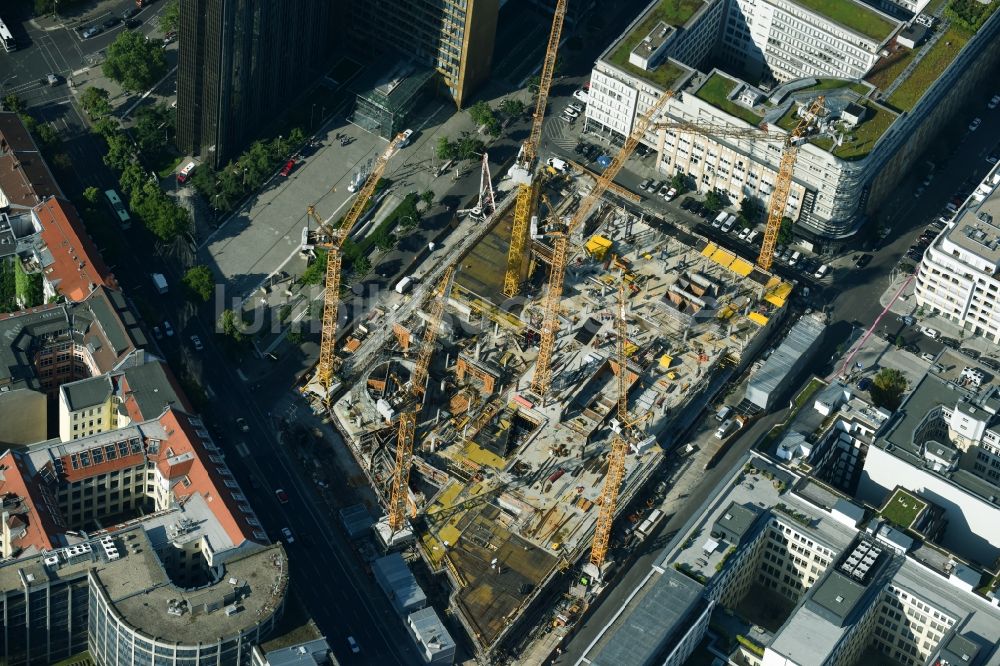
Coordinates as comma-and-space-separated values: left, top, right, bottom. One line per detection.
915, 165, 1000, 341
585, 0, 1000, 242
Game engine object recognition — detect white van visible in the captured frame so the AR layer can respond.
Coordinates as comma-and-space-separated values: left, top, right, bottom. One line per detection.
789, 251, 801, 266
713, 211, 727, 228
715, 419, 735, 439
746, 229, 759, 244
720, 214, 736, 233
813, 263, 829, 279
398, 129, 414, 148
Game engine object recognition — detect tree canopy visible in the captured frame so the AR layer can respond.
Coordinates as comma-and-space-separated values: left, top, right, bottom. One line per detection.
102, 30, 168, 93
871, 368, 907, 410
183, 265, 215, 302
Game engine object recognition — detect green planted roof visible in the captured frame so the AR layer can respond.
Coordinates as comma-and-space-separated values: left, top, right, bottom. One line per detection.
606, 0, 702, 87
787, 0, 897, 42
881, 488, 926, 528
695, 73, 763, 126
887, 24, 971, 111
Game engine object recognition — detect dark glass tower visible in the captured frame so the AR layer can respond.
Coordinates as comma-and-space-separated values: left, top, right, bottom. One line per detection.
176, 0, 332, 167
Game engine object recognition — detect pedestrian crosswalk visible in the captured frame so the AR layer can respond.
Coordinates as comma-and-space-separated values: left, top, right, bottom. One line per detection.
544, 118, 579, 151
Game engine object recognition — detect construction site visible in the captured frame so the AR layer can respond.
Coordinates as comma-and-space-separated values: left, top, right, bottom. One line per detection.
328, 158, 794, 655
293, 2, 815, 658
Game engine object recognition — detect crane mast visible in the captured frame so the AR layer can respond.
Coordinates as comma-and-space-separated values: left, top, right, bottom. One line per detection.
388, 266, 456, 532
502, 0, 568, 298
311, 132, 407, 394
758, 96, 825, 271
590, 284, 631, 570
530, 89, 674, 399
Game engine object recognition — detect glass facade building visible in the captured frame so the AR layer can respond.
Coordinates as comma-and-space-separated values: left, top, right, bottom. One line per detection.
176, 0, 333, 167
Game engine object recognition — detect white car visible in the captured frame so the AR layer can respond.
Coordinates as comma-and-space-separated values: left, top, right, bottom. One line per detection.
639, 179, 652, 192
562, 106, 580, 118
163, 321, 174, 337
567, 103, 583, 114
737, 227, 750, 240
281, 527, 294, 544
347, 637, 360, 654
190, 335, 203, 351
573, 89, 589, 103
920, 326, 940, 339
664, 187, 677, 201
988, 94, 1000, 110
969, 117, 982, 131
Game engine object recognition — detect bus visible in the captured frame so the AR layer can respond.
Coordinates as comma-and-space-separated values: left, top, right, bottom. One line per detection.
0, 19, 15, 53
104, 189, 131, 229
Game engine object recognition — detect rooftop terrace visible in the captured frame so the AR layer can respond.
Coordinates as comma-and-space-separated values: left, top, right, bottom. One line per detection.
695, 73, 763, 126
880, 487, 926, 529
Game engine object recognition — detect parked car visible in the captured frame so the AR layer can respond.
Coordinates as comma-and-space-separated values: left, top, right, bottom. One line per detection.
562, 106, 580, 118
162, 320, 174, 336
737, 226, 750, 240
122, 6, 140, 18
989, 94, 1000, 110
573, 89, 589, 103
347, 637, 361, 654
854, 254, 872, 268
639, 179, 652, 192
920, 326, 940, 339
102, 16, 121, 29
279, 159, 296, 177
236, 417, 249, 432
746, 229, 759, 244
969, 117, 982, 132
658, 184, 672, 199
664, 186, 677, 201
81, 26, 102, 38
813, 264, 829, 279
190, 335, 203, 351
275, 488, 289, 504
152, 326, 162, 340
567, 103, 583, 114
281, 527, 294, 544
124, 18, 142, 29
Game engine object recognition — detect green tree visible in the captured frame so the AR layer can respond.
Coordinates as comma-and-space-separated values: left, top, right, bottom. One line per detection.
436, 137, 457, 161
373, 227, 394, 251
499, 98, 525, 117
0, 258, 16, 312
92, 116, 119, 140
468, 100, 495, 127
159, 0, 180, 32
33, 122, 60, 150
14, 260, 43, 307
420, 190, 434, 206
871, 368, 907, 411
894, 334, 904, 349
704, 190, 724, 213
3, 94, 25, 114
353, 255, 371, 275
670, 173, 689, 193
777, 217, 794, 246
102, 30, 168, 93
83, 186, 101, 204
103, 132, 136, 171
456, 132, 485, 161
287, 127, 306, 150
301, 250, 327, 286
119, 162, 147, 196
182, 265, 215, 302
218, 309, 245, 342
129, 180, 189, 241
739, 196, 761, 227
80, 87, 112, 119
132, 104, 173, 152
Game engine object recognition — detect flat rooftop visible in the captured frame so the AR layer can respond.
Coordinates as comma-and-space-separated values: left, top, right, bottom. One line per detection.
603, 0, 697, 88
577, 567, 705, 666
942, 167, 1000, 265
780, 0, 896, 42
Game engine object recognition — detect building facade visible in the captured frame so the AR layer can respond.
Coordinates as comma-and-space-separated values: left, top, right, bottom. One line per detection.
915, 165, 1000, 341
176, 0, 333, 167
350, 0, 499, 108
585, 0, 1000, 243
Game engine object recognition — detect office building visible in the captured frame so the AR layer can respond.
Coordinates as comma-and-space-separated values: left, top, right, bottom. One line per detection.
176, 0, 333, 167
576, 450, 1000, 666
350, 0, 499, 108
914, 163, 1000, 340
0, 407, 281, 665
585, 0, 1000, 245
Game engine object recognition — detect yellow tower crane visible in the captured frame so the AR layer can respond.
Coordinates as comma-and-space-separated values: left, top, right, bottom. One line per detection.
652, 95, 825, 271
308, 132, 408, 399
388, 265, 456, 532
530, 89, 674, 399
590, 282, 632, 571
502, 0, 567, 299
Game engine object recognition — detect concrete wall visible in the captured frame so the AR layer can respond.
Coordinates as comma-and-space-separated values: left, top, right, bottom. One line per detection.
858, 445, 1000, 565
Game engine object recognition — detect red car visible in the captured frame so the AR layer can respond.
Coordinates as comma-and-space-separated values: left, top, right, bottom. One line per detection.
279, 159, 296, 177
275, 488, 289, 504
